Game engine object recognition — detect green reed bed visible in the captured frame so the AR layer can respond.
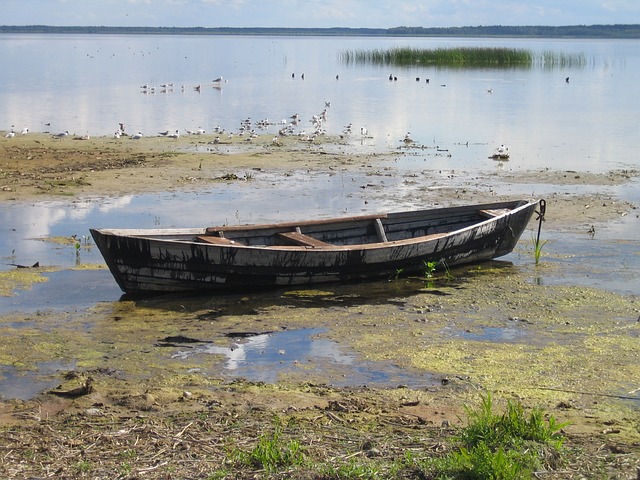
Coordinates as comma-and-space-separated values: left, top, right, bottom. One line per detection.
536, 49, 587, 68
340, 46, 586, 68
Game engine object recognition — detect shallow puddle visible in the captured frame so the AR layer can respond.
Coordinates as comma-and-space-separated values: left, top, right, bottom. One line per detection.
0, 361, 76, 401
166, 327, 437, 387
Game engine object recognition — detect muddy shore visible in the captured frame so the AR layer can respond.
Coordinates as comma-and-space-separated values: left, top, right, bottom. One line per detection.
1, 132, 639, 478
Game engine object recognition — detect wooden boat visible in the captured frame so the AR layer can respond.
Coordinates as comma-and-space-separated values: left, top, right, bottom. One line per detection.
91, 199, 540, 294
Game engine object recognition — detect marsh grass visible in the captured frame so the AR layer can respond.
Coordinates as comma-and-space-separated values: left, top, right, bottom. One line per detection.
536, 50, 588, 68
340, 46, 586, 68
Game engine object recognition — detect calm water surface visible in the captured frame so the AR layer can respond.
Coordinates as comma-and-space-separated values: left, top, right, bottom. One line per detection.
1, 34, 639, 171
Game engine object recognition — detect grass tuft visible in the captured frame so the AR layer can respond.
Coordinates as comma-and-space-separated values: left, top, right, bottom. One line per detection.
423, 392, 569, 479
533, 234, 549, 265
232, 426, 305, 473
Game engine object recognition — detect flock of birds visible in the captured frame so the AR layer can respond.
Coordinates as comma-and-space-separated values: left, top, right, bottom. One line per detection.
4, 73, 513, 156
4, 127, 30, 138
109, 101, 337, 145
4, 127, 82, 140
4, 118, 508, 159
139, 76, 227, 95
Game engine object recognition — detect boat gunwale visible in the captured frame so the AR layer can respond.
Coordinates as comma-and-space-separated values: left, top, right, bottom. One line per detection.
91, 199, 538, 252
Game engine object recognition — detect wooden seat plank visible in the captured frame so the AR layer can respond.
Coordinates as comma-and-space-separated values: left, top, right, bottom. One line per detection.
478, 208, 510, 219
278, 231, 331, 247
197, 235, 240, 245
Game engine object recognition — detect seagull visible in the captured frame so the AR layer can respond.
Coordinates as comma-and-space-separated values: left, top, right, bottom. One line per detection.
403, 132, 414, 144
492, 144, 510, 158
5, 129, 15, 138
158, 130, 170, 136
131, 132, 143, 139
168, 129, 180, 139
196, 127, 206, 135
21, 127, 29, 135
53, 130, 69, 138
360, 126, 368, 137
212, 76, 224, 83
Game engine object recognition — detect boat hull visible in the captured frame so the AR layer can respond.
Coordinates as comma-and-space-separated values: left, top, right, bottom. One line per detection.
91, 200, 539, 293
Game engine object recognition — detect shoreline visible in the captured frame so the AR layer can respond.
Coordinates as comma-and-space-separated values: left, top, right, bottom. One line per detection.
2, 133, 638, 230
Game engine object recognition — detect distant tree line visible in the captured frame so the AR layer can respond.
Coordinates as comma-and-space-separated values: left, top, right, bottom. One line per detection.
1, 24, 639, 38
388, 24, 640, 38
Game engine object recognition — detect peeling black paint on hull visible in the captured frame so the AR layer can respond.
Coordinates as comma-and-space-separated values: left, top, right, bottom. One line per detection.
91, 200, 538, 293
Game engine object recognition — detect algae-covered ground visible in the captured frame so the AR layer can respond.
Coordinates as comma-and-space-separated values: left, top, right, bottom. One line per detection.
0, 133, 639, 478
1, 265, 639, 478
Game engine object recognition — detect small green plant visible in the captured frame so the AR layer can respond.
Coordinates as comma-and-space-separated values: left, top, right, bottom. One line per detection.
533, 234, 549, 265
423, 259, 454, 284
423, 260, 438, 279
119, 461, 132, 475
389, 267, 404, 281
74, 459, 92, 473
232, 426, 305, 473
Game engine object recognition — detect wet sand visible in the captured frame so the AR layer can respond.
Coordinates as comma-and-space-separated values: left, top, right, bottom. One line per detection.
1, 132, 637, 230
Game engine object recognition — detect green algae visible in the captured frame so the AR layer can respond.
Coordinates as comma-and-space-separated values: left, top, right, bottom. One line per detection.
0, 267, 56, 296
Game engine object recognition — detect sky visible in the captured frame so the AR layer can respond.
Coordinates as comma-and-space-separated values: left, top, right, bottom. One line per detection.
1, 0, 638, 29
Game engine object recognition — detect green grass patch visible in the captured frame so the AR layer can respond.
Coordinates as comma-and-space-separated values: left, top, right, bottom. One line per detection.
231, 425, 305, 473
424, 392, 569, 479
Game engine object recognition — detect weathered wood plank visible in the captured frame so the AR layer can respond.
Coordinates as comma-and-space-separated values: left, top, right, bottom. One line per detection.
478, 208, 511, 219
197, 235, 241, 245
205, 213, 387, 235
278, 231, 331, 247
374, 218, 388, 242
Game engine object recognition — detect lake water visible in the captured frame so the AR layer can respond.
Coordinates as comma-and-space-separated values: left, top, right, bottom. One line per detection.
2, 34, 639, 172
1, 35, 639, 396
